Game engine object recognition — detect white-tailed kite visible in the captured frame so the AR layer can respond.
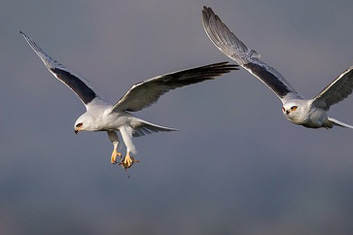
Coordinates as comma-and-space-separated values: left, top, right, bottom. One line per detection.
21, 31, 238, 174
202, 6, 353, 129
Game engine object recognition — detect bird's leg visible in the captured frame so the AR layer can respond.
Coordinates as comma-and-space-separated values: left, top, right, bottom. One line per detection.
119, 152, 140, 169
118, 126, 140, 176
107, 131, 122, 164
111, 147, 122, 164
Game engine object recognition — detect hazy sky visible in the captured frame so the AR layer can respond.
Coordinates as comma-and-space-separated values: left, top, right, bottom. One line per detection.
2, 0, 353, 234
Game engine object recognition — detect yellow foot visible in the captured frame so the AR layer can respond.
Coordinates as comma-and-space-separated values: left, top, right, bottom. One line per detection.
119, 152, 140, 169
111, 149, 122, 164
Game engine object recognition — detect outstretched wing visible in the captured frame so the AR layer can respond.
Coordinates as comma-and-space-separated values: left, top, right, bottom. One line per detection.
202, 6, 303, 101
21, 31, 102, 108
111, 62, 238, 112
312, 66, 353, 110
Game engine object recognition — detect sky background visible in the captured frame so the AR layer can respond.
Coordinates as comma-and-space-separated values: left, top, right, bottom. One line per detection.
2, 0, 353, 234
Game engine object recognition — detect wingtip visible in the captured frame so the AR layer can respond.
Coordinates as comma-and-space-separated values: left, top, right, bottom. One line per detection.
202, 6, 215, 17
212, 61, 240, 70
202, 6, 212, 12
201, 6, 219, 34
20, 31, 28, 39
201, 6, 209, 19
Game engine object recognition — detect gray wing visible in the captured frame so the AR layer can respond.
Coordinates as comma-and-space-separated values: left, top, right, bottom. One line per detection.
312, 66, 353, 110
111, 62, 238, 112
21, 31, 101, 107
202, 6, 303, 101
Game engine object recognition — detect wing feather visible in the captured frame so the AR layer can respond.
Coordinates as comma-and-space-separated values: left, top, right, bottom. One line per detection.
202, 6, 303, 101
21, 31, 101, 107
112, 62, 238, 112
312, 66, 353, 110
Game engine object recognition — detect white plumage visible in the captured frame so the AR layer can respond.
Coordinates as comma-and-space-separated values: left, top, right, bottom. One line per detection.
202, 6, 353, 129
21, 31, 237, 175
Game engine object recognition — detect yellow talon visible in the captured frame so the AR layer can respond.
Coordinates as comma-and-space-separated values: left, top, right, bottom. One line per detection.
111, 149, 122, 164
119, 152, 140, 169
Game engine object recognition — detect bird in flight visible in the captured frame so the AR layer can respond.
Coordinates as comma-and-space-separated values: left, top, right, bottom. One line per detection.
21, 31, 238, 175
202, 6, 353, 129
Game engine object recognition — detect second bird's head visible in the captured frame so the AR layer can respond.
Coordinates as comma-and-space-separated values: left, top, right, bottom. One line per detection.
281, 101, 306, 124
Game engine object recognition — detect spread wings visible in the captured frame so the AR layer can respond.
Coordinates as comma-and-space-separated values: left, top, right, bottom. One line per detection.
312, 66, 353, 110
21, 32, 101, 107
111, 62, 238, 112
202, 6, 303, 101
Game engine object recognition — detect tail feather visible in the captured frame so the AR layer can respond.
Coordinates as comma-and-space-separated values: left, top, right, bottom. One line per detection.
328, 117, 353, 129
131, 119, 178, 137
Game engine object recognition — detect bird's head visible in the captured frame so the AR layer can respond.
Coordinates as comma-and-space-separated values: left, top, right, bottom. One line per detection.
282, 101, 307, 123
74, 113, 94, 134
282, 103, 298, 115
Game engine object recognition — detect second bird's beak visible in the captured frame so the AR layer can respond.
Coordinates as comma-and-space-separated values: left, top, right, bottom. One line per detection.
74, 128, 79, 134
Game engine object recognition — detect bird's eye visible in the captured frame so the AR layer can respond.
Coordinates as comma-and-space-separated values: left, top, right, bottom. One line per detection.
282, 107, 285, 112
76, 123, 83, 128
291, 106, 298, 111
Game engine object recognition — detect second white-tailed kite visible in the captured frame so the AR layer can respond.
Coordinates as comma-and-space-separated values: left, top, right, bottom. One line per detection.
202, 6, 353, 129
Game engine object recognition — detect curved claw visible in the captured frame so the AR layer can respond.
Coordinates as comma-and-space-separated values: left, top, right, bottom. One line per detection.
111, 149, 122, 164
119, 152, 140, 169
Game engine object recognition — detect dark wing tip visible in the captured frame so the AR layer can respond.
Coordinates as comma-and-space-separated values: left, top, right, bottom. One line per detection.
202, 61, 240, 73
203, 61, 239, 68
20, 31, 28, 39
202, 6, 214, 15
202, 6, 216, 22
202, 6, 211, 25
20, 31, 29, 38
172, 61, 239, 84
191, 62, 239, 80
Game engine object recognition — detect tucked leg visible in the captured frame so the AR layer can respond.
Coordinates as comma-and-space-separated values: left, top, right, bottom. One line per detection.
107, 131, 122, 164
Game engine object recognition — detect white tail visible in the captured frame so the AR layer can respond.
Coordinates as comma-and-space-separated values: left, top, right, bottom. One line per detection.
131, 118, 178, 137
328, 117, 353, 129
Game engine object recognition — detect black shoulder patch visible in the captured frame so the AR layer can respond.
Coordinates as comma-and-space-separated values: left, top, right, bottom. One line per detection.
50, 68, 96, 104
244, 62, 290, 98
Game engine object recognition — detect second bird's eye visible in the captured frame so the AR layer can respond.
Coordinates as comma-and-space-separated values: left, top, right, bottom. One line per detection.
76, 123, 83, 128
291, 106, 298, 111
282, 107, 285, 112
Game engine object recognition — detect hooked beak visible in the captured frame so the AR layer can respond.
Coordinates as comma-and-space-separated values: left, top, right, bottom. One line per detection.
74, 128, 80, 134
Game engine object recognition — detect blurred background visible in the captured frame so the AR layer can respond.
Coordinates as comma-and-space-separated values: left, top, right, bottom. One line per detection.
2, 0, 353, 234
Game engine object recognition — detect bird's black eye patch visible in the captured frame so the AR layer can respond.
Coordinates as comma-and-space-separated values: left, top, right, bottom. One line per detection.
76, 123, 83, 128
291, 106, 298, 111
